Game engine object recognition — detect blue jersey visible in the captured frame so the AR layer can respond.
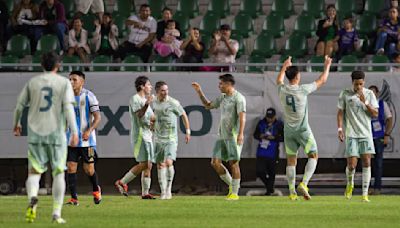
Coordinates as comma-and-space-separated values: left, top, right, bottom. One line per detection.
254, 119, 284, 159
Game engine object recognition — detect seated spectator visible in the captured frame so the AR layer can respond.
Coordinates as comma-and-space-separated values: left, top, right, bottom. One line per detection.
113, 4, 156, 63
316, 5, 339, 57
156, 7, 181, 41
75, 0, 104, 23
0, 0, 9, 53
334, 17, 360, 60
180, 27, 204, 71
10, 0, 39, 53
375, 7, 400, 56
92, 12, 118, 56
202, 24, 238, 72
154, 20, 182, 57
67, 17, 90, 63
34, 0, 68, 53
391, 53, 400, 71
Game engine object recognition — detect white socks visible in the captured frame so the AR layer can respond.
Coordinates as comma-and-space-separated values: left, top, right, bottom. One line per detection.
121, 170, 136, 184
346, 166, 355, 186
362, 167, 371, 196
302, 158, 317, 186
166, 166, 175, 195
158, 168, 167, 195
219, 165, 232, 186
26, 174, 41, 203
52, 173, 65, 217
286, 166, 296, 194
232, 179, 240, 195
141, 172, 151, 195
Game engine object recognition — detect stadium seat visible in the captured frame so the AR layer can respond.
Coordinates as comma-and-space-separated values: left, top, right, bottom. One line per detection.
173, 12, 190, 38
207, 0, 230, 18
303, 0, 325, 18
62, 55, 81, 72
238, 0, 263, 19
60, 0, 76, 19
114, 0, 135, 18
275, 55, 297, 71
246, 55, 265, 73
283, 32, 308, 58
5, 35, 31, 58
307, 55, 325, 72
271, 0, 294, 19
369, 55, 390, 72
148, 0, 166, 20
230, 33, 244, 59
294, 13, 316, 38
251, 33, 276, 58
35, 34, 60, 56
30, 55, 42, 72
0, 55, 19, 71
364, 0, 385, 17
152, 56, 174, 71
4, 0, 14, 13
81, 13, 97, 34
122, 55, 144, 72
338, 55, 358, 72
176, 0, 199, 19
335, 0, 356, 18
92, 55, 112, 71
113, 14, 128, 38
260, 13, 285, 38
356, 14, 377, 38
231, 13, 253, 38
199, 12, 221, 36
200, 33, 212, 59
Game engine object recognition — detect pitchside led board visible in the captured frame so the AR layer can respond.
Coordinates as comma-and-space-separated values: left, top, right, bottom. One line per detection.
0, 72, 399, 159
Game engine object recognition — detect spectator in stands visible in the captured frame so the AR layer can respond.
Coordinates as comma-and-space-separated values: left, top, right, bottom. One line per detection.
10, 0, 39, 53
203, 24, 238, 72
67, 17, 90, 64
253, 108, 284, 196
156, 7, 181, 41
154, 19, 182, 57
113, 4, 156, 63
180, 27, 204, 71
392, 53, 400, 71
75, 0, 104, 23
334, 17, 360, 60
0, 0, 9, 53
34, 0, 68, 54
92, 12, 118, 56
316, 4, 339, 57
368, 85, 393, 195
374, 7, 400, 57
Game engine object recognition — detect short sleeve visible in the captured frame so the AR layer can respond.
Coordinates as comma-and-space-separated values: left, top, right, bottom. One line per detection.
236, 94, 246, 114
301, 82, 317, 95
337, 90, 345, 110
130, 96, 142, 113
63, 81, 75, 105
369, 90, 379, 109
171, 99, 184, 116
88, 91, 100, 113
210, 94, 224, 109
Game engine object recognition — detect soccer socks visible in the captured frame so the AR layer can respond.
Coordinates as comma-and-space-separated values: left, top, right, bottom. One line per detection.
232, 179, 240, 195
166, 166, 175, 195
141, 173, 151, 195
302, 158, 317, 186
362, 167, 371, 196
52, 173, 65, 218
67, 173, 78, 199
219, 165, 232, 186
158, 168, 167, 195
286, 166, 296, 194
88, 172, 99, 192
345, 166, 355, 187
121, 170, 136, 185
26, 174, 41, 203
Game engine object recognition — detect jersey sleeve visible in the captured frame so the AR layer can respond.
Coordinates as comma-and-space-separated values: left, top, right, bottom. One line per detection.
64, 81, 78, 134
88, 91, 100, 113
130, 96, 142, 113
369, 90, 379, 109
210, 94, 224, 109
301, 82, 317, 95
171, 99, 184, 116
236, 94, 246, 114
13, 83, 30, 127
337, 90, 345, 110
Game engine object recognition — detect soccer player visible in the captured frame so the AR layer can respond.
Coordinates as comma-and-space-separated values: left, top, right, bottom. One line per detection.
337, 71, 378, 202
192, 74, 246, 200
13, 52, 78, 224
276, 55, 332, 200
115, 76, 156, 199
66, 71, 102, 206
153, 81, 191, 200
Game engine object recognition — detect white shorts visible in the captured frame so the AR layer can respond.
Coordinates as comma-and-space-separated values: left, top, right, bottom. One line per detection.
75, 0, 104, 14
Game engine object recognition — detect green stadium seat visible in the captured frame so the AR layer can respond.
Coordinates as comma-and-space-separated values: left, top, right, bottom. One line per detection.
60, 0, 76, 19
231, 13, 253, 38
0, 55, 19, 71
364, 0, 385, 17
238, 0, 263, 19
62, 55, 81, 72
199, 12, 221, 36
152, 56, 174, 71
335, 0, 356, 19
113, 14, 128, 38
92, 55, 112, 71
5, 35, 31, 58
176, 0, 199, 19
81, 13, 97, 34
230, 33, 244, 59
369, 55, 390, 72
246, 55, 265, 73
283, 32, 308, 58
356, 14, 377, 38
338, 55, 358, 72
4, 0, 14, 13
303, 0, 325, 18
173, 11, 190, 38
35, 34, 60, 56
30, 55, 42, 72
114, 0, 135, 18
148, 0, 166, 20
122, 55, 144, 72
207, 0, 230, 18
251, 33, 276, 58
294, 13, 316, 38
260, 13, 285, 38
271, 0, 294, 19
307, 55, 325, 72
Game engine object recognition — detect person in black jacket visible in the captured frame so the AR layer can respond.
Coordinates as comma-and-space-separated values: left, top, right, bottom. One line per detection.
156, 7, 181, 41
315, 4, 339, 57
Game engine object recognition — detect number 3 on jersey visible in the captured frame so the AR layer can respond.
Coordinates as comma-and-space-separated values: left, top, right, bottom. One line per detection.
40, 87, 53, 112
286, 95, 296, 112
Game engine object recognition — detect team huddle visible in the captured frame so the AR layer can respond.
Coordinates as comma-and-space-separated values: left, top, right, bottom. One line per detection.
13, 52, 380, 224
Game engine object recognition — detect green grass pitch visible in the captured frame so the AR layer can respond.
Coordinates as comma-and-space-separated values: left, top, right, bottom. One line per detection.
1, 195, 399, 227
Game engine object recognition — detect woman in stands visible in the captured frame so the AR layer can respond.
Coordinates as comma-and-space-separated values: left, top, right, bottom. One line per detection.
316, 4, 339, 57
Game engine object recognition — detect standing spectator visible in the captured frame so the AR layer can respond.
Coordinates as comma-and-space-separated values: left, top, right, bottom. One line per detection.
113, 4, 156, 63
204, 24, 239, 72
0, 0, 9, 53
154, 19, 182, 57
368, 85, 393, 195
316, 5, 339, 57
34, 0, 68, 53
374, 7, 400, 56
67, 17, 90, 64
180, 27, 205, 71
75, 0, 104, 23
253, 108, 284, 196
156, 7, 181, 41
334, 17, 360, 60
92, 12, 119, 56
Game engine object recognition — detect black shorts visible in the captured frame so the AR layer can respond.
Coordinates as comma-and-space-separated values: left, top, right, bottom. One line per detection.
67, 147, 98, 163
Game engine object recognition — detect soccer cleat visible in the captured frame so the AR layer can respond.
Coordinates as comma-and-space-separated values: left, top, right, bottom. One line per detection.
297, 182, 311, 200
66, 198, 79, 206
362, 195, 370, 203
52, 215, 66, 224
289, 194, 299, 201
115, 180, 128, 196
93, 186, 102, 204
160, 193, 167, 200
226, 185, 233, 198
166, 192, 172, 200
142, 194, 156, 199
344, 185, 354, 199
226, 193, 239, 201
26, 197, 38, 223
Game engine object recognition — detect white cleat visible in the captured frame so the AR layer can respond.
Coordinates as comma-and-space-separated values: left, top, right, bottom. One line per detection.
52, 215, 67, 224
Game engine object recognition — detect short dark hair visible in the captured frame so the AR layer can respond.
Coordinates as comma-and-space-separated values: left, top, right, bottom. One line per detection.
103, 12, 112, 18
135, 76, 149, 92
368, 85, 379, 93
285, 66, 299, 81
69, 70, 85, 79
326, 4, 336, 11
155, 81, 167, 92
166, 19, 176, 25
351, 70, 365, 81
162, 7, 172, 13
41, 51, 59, 71
192, 27, 200, 31
219, 74, 235, 85
140, 4, 150, 10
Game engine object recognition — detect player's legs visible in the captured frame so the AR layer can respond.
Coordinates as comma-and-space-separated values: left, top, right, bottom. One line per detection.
361, 154, 372, 202
212, 140, 233, 191
286, 155, 298, 200
157, 162, 168, 199
297, 131, 318, 200
227, 160, 240, 200
345, 156, 358, 199
141, 163, 153, 198
165, 159, 174, 199
66, 147, 80, 205
82, 147, 101, 204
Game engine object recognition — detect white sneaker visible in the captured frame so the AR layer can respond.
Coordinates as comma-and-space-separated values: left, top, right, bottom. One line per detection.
377, 48, 384, 55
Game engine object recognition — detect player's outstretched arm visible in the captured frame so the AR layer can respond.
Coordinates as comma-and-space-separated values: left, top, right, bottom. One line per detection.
237, 112, 246, 145
181, 112, 191, 144
276, 56, 292, 85
191, 82, 212, 109
337, 109, 344, 142
315, 55, 332, 89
